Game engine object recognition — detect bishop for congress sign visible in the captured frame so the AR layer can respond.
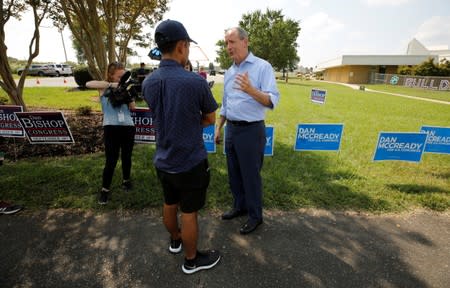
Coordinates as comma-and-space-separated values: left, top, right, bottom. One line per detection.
131, 108, 155, 143
15, 111, 74, 144
0, 105, 24, 138
294, 124, 344, 151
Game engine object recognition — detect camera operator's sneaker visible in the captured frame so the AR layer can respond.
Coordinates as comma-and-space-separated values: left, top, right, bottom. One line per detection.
98, 189, 110, 205
182, 250, 221, 274
0, 201, 23, 215
169, 237, 182, 254
122, 180, 132, 191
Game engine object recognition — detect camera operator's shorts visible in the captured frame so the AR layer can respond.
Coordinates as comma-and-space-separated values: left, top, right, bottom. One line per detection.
156, 159, 210, 213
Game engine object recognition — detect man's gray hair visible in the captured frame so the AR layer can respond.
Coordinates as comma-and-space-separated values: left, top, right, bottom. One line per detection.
226, 27, 248, 40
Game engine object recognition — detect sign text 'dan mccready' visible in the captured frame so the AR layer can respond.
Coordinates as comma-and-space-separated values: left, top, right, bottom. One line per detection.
377, 136, 423, 151
373, 132, 427, 162
294, 124, 344, 151
420, 126, 450, 154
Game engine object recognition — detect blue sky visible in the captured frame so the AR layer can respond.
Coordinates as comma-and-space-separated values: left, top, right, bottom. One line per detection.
4, 0, 450, 68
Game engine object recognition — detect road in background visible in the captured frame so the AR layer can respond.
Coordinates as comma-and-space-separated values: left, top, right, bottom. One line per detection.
18, 76, 78, 87
18, 74, 223, 88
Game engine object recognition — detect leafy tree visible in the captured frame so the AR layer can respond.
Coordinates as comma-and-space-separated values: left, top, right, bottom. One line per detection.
50, 0, 168, 80
215, 9, 300, 76
0, 0, 51, 110
398, 58, 450, 76
414, 57, 441, 76
241, 9, 300, 77
438, 59, 450, 76
397, 65, 414, 75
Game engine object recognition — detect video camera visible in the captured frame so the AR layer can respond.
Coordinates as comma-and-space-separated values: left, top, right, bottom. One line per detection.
148, 47, 162, 60
107, 71, 139, 107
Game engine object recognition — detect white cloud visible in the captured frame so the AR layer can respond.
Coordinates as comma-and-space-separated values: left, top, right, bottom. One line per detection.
414, 16, 450, 48
301, 12, 345, 41
297, 12, 345, 66
364, 0, 410, 6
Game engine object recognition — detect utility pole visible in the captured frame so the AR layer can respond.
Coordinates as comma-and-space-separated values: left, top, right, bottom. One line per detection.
59, 29, 68, 63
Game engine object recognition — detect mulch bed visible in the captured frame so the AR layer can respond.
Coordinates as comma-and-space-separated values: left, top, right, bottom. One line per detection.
0, 112, 104, 160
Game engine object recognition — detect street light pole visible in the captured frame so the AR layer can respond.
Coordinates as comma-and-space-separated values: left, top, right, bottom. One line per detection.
59, 29, 68, 63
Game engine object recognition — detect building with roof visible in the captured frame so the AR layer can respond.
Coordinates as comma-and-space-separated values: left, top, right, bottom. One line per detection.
315, 39, 450, 84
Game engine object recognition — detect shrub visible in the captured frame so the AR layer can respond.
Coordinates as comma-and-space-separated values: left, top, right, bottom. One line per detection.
0, 95, 9, 105
75, 106, 93, 116
397, 65, 414, 75
73, 67, 93, 88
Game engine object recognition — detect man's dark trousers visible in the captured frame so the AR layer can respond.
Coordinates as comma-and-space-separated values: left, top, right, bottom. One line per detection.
225, 121, 265, 222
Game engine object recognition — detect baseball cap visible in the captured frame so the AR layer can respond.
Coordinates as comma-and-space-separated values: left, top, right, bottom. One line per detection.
155, 19, 197, 46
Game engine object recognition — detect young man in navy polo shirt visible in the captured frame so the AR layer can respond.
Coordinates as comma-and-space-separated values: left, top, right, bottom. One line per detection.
142, 19, 220, 274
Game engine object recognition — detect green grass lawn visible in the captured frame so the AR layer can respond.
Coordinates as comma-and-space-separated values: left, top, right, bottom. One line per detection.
364, 83, 450, 102
1, 80, 449, 212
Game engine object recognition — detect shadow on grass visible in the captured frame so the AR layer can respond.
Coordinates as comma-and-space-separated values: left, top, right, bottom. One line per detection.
0, 145, 164, 210
262, 142, 390, 210
387, 184, 449, 194
1, 140, 391, 211
206, 141, 389, 211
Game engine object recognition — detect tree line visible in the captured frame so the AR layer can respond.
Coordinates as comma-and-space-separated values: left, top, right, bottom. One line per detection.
1, 1, 301, 110
398, 58, 450, 77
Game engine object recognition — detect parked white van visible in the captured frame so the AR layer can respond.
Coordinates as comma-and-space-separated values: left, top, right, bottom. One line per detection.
46, 64, 73, 77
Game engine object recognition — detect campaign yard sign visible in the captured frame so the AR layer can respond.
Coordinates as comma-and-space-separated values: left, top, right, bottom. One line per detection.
203, 124, 216, 153
373, 132, 427, 162
420, 126, 450, 154
0, 105, 24, 138
131, 108, 155, 143
222, 125, 275, 156
264, 126, 274, 156
294, 124, 344, 151
311, 88, 327, 104
15, 111, 74, 144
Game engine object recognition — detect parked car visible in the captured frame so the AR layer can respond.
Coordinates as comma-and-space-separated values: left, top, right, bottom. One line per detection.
17, 64, 58, 77
46, 63, 73, 77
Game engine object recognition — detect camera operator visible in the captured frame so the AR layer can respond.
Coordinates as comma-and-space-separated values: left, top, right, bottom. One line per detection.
86, 62, 136, 204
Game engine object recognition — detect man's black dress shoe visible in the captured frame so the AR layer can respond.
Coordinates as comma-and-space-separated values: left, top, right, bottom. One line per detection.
239, 219, 263, 235
221, 208, 247, 220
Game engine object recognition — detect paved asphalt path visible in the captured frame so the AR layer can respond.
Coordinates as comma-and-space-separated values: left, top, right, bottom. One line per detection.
1, 209, 449, 287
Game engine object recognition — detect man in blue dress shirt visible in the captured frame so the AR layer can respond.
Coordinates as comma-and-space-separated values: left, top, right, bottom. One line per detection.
214, 27, 280, 235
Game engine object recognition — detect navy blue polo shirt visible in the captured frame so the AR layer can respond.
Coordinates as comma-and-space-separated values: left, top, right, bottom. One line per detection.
142, 59, 218, 173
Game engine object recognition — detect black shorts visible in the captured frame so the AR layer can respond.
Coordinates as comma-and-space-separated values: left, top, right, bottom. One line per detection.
156, 159, 210, 213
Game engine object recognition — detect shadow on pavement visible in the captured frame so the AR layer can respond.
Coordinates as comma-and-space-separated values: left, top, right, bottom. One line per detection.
1, 209, 448, 287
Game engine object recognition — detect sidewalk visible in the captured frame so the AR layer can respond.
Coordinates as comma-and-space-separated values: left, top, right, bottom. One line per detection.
1, 209, 449, 287
330, 81, 450, 105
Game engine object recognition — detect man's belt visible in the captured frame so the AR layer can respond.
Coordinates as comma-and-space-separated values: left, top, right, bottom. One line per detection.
228, 120, 263, 126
